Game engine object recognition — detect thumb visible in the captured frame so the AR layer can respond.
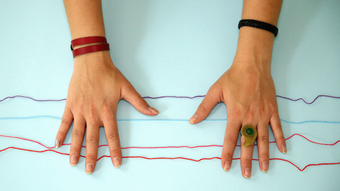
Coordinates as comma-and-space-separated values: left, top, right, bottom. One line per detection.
189, 87, 220, 124
122, 85, 159, 116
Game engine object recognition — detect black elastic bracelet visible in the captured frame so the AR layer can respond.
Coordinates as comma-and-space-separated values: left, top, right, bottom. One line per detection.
238, 19, 278, 37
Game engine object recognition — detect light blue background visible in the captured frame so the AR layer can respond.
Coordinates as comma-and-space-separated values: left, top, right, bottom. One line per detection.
0, 0, 340, 190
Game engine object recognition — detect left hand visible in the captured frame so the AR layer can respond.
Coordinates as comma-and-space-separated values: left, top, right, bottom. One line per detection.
189, 56, 286, 178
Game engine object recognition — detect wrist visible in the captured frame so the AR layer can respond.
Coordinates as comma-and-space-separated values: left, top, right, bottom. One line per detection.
233, 27, 275, 71
74, 50, 115, 69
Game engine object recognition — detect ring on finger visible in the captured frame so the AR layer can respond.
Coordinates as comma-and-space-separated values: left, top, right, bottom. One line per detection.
241, 124, 257, 147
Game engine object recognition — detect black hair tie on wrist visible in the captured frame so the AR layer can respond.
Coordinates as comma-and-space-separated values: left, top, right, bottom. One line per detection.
238, 19, 278, 37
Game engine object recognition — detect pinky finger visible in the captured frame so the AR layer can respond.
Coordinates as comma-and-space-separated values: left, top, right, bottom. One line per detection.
270, 112, 286, 153
55, 107, 73, 148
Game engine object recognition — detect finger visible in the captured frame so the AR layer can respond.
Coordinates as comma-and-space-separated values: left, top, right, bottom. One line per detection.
240, 135, 254, 179
257, 121, 269, 173
221, 119, 241, 172
189, 88, 221, 124
270, 112, 286, 153
103, 114, 122, 168
122, 84, 159, 116
55, 107, 73, 148
69, 116, 86, 167
85, 124, 100, 174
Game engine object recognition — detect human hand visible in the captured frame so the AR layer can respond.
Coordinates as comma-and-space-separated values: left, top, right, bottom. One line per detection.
55, 51, 158, 174
189, 57, 286, 178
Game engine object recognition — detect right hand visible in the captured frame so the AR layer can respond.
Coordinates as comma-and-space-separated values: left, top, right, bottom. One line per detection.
55, 51, 158, 174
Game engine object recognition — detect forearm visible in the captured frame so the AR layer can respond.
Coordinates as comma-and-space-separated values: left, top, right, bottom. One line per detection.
64, 0, 112, 69
235, 0, 283, 70
63, 0, 106, 44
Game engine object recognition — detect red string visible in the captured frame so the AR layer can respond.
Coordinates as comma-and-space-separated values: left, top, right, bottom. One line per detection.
1, 133, 339, 172
1, 133, 339, 150
1, 146, 339, 171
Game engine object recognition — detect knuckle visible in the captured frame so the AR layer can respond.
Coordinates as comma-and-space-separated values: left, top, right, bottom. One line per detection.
259, 105, 267, 116
268, 103, 277, 111
122, 84, 135, 97
70, 102, 84, 115
209, 83, 222, 94
86, 155, 97, 161
57, 129, 68, 137
72, 110, 82, 117
137, 96, 148, 107
102, 113, 115, 122
277, 135, 285, 142
227, 114, 238, 121
271, 120, 283, 131
229, 108, 242, 120
86, 136, 98, 144
102, 108, 115, 122
259, 154, 269, 160
76, 103, 84, 114
245, 110, 255, 121
90, 107, 97, 119
61, 117, 72, 127
258, 135, 269, 143
79, 104, 84, 113
242, 158, 253, 165
85, 105, 98, 121
125, 83, 134, 92
276, 122, 283, 130
110, 148, 121, 156
73, 129, 84, 137
71, 147, 81, 154
106, 132, 119, 142
222, 153, 234, 160
198, 104, 207, 112
224, 136, 238, 145
65, 101, 72, 108
102, 103, 111, 114
87, 115, 97, 123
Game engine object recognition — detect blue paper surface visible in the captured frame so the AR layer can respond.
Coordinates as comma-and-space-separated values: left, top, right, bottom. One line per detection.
0, 0, 340, 190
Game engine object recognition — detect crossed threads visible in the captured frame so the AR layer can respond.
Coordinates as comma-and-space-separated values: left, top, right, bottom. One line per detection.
0, 133, 339, 172
1, 94, 340, 171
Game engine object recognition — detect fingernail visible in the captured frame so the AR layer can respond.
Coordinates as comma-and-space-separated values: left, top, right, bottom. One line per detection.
55, 139, 60, 148
223, 161, 231, 172
244, 168, 251, 178
281, 144, 287, 153
261, 161, 268, 173
113, 157, 121, 168
85, 163, 94, 174
70, 155, 77, 167
148, 107, 159, 115
189, 114, 199, 124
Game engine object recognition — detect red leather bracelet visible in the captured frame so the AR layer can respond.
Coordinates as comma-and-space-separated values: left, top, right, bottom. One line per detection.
71, 36, 107, 50
72, 43, 110, 58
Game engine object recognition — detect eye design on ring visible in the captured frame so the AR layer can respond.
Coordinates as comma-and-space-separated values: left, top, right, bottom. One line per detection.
241, 124, 257, 147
